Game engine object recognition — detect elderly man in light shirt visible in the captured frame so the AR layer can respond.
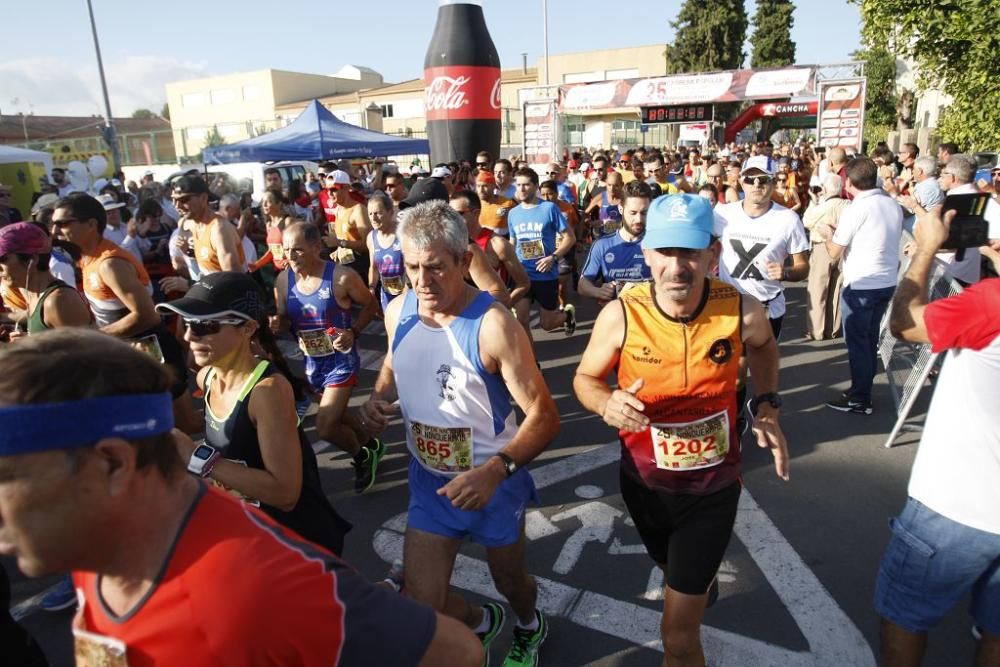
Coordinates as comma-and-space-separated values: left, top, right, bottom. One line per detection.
903, 154, 995, 287
803, 174, 850, 340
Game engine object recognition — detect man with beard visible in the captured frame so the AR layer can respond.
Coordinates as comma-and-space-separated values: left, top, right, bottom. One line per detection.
574, 193, 789, 667
578, 180, 653, 303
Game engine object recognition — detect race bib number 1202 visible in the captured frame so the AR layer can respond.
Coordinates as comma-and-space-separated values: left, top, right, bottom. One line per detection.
650, 410, 730, 471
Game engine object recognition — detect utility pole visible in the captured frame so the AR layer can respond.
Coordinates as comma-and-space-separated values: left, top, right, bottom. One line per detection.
86, 0, 122, 174
542, 0, 550, 86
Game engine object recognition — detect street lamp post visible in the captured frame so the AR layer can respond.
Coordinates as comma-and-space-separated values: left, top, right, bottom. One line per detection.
86, 0, 122, 174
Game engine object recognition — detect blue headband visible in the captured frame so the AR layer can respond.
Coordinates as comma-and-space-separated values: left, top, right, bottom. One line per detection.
0, 393, 175, 456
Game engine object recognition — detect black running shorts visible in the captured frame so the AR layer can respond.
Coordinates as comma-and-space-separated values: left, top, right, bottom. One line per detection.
619, 468, 741, 596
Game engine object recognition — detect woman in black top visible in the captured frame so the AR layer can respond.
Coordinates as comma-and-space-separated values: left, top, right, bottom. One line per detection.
158, 271, 351, 555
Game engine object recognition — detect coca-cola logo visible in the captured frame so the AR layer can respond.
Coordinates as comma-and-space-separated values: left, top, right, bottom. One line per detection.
490, 77, 501, 110
426, 76, 470, 112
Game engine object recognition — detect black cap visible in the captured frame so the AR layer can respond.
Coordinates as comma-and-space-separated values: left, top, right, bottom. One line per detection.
172, 175, 210, 195
399, 177, 449, 210
155, 271, 266, 322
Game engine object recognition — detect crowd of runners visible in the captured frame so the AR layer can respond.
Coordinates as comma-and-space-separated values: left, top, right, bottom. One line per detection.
0, 138, 998, 666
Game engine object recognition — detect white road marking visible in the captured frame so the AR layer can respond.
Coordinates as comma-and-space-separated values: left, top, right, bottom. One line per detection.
643, 567, 665, 601
372, 441, 875, 666
608, 537, 647, 556
550, 501, 623, 575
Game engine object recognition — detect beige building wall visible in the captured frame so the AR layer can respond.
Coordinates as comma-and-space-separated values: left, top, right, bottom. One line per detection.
276, 68, 539, 150
167, 68, 383, 158
541, 44, 668, 86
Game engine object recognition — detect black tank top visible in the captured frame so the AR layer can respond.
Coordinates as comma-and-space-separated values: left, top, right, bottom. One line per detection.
203, 360, 351, 554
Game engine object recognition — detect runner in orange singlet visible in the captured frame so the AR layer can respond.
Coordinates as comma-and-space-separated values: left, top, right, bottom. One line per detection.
574, 194, 790, 667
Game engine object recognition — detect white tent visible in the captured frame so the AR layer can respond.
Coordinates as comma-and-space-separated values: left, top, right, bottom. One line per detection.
0, 145, 53, 175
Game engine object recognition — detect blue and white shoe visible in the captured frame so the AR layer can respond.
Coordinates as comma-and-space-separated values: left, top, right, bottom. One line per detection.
40, 575, 76, 612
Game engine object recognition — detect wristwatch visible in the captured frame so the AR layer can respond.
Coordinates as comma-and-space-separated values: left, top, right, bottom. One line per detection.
495, 452, 517, 478
750, 392, 783, 415
187, 443, 221, 478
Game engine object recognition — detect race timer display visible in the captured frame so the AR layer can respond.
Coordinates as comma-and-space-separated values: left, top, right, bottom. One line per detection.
640, 104, 714, 124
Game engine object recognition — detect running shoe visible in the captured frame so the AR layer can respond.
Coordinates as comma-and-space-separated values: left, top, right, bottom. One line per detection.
824, 396, 873, 415
477, 602, 506, 667
382, 559, 405, 593
502, 610, 548, 667
352, 446, 379, 494
369, 437, 387, 464
40, 575, 76, 612
563, 304, 576, 336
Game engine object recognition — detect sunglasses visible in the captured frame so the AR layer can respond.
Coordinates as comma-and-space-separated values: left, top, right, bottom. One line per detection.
476, 162, 490, 169
545, 171, 560, 176
183, 318, 246, 336
742, 175, 773, 186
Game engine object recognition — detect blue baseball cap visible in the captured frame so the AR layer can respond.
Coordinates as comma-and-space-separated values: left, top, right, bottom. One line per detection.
641, 194, 715, 250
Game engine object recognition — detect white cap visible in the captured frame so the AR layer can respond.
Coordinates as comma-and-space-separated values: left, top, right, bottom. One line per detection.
580, 162, 591, 172
431, 165, 452, 179
741, 155, 774, 176
325, 170, 351, 185
96, 193, 126, 211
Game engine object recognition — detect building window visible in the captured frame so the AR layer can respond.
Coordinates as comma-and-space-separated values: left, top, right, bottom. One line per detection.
181, 93, 205, 108
606, 68, 639, 80
380, 104, 394, 118
611, 119, 642, 147
217, 123, 242, 139
243, 85, 261, 102
210, 89, 235, 105
564, 71, 603, 84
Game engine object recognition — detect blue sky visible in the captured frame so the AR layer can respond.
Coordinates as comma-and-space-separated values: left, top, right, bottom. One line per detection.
0, 0, 861, 118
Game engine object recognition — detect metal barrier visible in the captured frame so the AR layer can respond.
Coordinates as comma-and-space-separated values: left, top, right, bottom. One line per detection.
878, 236, 963, 448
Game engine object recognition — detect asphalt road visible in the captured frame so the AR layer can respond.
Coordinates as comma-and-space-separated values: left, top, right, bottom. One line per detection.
6, 283, 978, 666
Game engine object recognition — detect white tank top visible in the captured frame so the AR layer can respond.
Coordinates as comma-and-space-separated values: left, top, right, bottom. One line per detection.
392, 290, 515, 478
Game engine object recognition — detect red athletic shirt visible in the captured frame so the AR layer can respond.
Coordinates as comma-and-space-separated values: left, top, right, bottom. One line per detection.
72, 485, 435, 666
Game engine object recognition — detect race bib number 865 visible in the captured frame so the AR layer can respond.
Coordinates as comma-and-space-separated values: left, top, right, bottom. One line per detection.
411, 421, 473, 473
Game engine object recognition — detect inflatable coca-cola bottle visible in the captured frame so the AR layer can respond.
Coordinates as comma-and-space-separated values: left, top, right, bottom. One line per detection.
424, 0, 501, 165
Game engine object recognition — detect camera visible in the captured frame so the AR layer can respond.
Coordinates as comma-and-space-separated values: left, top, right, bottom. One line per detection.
940, 192, 990, 252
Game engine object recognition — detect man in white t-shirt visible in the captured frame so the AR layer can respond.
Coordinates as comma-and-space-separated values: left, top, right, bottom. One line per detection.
819, 157, 902, 414
876, 205, 1000, 666
714, 155, 809, 338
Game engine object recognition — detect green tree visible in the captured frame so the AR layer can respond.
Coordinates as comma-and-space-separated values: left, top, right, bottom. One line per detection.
131, 108, 155, 119
667, 0, 748, 73
858, 0, 1000, 151
852, 46, 897, 147
204, 125, 225, 147
160, 103, 170, 120
749, 0, 796, 68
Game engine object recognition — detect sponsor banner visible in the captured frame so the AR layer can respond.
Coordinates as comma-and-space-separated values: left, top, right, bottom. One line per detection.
523, 99, 559, 167
760, 102, 818, 117
423, 66, 502, 121
815, 78, 866, 153
559, 66, 816, 112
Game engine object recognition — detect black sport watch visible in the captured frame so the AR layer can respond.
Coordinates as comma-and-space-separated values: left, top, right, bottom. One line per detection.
495, 452, 517, 478
750, 392, 782, 415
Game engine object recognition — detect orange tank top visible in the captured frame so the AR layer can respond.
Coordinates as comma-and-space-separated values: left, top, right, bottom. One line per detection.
616, 279, 744, 495
1, 281, 27, 312
192, 218, 245, 274
81, 239, 152, 327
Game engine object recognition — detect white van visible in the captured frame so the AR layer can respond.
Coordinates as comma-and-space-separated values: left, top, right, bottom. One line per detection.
201, 161, 317, 204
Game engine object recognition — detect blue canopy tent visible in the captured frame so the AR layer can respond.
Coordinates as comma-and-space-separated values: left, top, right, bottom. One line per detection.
202, 99, 429, 164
